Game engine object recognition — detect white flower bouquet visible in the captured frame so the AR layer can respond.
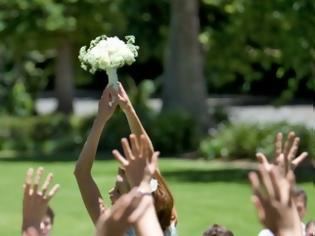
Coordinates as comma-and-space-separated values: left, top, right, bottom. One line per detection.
78, 35, 139, 90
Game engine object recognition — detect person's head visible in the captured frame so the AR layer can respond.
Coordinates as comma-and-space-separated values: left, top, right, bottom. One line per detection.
202, 224, 234, 236
292, 187, 307, 220
306, 221, 315, 236
108, 168, 130, 204
40, 206, 54, 236
108, 168, 175, 231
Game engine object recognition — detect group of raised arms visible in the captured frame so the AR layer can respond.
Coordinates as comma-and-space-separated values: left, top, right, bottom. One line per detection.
20, 83, 314, 236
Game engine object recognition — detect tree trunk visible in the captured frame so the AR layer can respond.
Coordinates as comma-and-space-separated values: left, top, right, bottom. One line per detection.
55, 36, 74, 114
163, 0, 208, 130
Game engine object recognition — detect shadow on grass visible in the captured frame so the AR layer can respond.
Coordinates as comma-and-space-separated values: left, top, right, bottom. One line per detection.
162, 166, 315, 183
0, 152, 113, 162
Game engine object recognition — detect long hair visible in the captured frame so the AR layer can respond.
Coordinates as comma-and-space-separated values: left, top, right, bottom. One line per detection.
152, 170, 176, 231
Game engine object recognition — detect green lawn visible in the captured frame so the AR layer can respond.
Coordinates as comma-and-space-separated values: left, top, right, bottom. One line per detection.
0, 158, 313, 236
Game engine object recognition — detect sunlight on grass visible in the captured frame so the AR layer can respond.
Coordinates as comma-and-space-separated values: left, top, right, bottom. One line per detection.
0, 159, 313, 236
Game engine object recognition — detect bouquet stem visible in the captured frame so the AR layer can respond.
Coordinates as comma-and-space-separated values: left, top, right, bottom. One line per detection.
106, 68, 119, 107
106, 68, 119, 90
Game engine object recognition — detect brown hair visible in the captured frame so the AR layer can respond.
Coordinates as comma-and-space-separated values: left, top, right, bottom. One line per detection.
152, 171, 176, 231
203, 224, 234, 236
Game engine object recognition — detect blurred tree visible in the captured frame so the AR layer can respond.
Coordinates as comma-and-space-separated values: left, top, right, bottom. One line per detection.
163, 0, 209, 130
200, 0, 315, 102
0, 0, 126, 114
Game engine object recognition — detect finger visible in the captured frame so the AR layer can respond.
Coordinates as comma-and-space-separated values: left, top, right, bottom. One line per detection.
112, 149, 129, 166
292, 152, 308, 169
41, 173, 53, 196
121, 138, 134, 161
45, 184, 60, 201
283, 131, 295, 158
282, 152, 290, 176
24, 168, 34, 195
275, 132, 283, 158
251, 195, 266, 223
141, 135, 150, 161
148, 152, 159, 175
287, 137, 300, 162
129, 134, 140, 158
256, 153, 271, 170
117, 93, 124, 101
33, 167, 44, 194
118, 82, 126, 94
258, 166, 275, 199
128, 194, 150, 223
248, 172, 261, 195
269, 167, 281, 201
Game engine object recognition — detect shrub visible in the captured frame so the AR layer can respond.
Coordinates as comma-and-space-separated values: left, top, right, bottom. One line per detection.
0, 109, 200, 159
199, 122, 315, 160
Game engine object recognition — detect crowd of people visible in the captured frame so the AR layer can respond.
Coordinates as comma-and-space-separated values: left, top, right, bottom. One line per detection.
21, 84, 314, 236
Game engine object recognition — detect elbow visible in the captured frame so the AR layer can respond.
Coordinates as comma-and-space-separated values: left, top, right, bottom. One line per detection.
73, 164, 83, 178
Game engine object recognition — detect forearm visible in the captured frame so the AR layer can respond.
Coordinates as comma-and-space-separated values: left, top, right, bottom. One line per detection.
134, 196, 163, 236
123, 106, 154, 152
74, 115, 107, 176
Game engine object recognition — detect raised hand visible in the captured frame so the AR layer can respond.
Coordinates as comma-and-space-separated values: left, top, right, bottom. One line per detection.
249, 165, 302, 236
22, 167, 60, 234
116, 82, 132, 113
95, 188, 150, 236
112, 134, 158, 188
98, 85, 118, 120
257, 131, 308, 177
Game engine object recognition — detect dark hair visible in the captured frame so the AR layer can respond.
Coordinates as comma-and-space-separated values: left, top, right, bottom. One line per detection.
292, 187, 307, 207
203, 224, 234, 236
46, 206, 55, 224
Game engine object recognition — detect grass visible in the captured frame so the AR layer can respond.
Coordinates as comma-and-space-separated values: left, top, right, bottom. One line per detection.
0, 158, 313, 236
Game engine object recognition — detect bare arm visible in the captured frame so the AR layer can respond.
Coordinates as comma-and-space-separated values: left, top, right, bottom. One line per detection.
134, 181, 163, 236
74, 86, 117, 224
249, 165, 302, 236
117, 83, 154, 153
108, 135, 163, 236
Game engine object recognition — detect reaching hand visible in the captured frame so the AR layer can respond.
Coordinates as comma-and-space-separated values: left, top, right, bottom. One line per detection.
98, 85, 118, 120
22, 167, 60, 233
249, 165, 302, 236
112, 134, 158, 188
95, 188, 150, 236
117, 82, 132, 112
256, 131, 308, 177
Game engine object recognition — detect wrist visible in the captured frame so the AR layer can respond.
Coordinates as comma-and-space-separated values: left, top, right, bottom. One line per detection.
22, 219, 41, 231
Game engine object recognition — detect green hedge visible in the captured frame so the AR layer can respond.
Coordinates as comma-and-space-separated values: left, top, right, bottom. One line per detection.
199, 122, 315, 160
0, 110, 199, 159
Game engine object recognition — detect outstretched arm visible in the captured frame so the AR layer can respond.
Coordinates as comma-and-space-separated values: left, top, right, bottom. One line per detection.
74, 86, 117, 224
249, 164, 302, 236
117, 83, 154, 153
100, 134, 163, 236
